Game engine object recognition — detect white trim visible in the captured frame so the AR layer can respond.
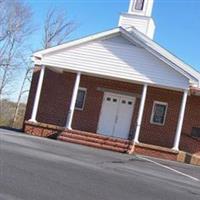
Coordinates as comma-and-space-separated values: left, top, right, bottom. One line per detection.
66, 72, 81, 129
29, 65, 45, 123
128, 0, 152, 16
75, 87, 87, 111
133, 84, 148, 143
128, 0, 135, 13
150, 101, 168, 126
172, 90, 188, 151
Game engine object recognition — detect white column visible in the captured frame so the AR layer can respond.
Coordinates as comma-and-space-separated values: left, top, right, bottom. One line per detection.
29, 65, 45, 123
133, 84, 148, 143
172, 89, 188, 151
66, 72, 81, 129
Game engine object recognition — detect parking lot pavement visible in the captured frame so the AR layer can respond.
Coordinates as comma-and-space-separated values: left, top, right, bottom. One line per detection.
0, 129, 200, 200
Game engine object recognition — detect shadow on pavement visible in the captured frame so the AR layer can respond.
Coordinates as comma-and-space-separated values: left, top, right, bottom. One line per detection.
0, 126, 23, 133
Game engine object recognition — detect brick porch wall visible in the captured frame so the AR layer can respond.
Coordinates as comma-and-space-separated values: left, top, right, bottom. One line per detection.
24, 68, 200, 154
25, 68, 75, 127
25, 68, 142, 134
180, 95, 200, 154
140, 87, 182, 148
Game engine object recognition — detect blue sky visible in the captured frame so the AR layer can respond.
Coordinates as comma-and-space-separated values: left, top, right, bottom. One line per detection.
29, 0, 200, 71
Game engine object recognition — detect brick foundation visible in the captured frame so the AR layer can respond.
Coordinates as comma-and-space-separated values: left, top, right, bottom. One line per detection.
24, 121, 64, 137
132, 143, 178, 161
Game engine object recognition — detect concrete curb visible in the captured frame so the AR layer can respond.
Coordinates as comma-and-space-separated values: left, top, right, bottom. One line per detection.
177, 151, 200, 166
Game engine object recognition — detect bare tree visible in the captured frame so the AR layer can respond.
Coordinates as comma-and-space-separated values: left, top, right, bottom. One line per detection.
12, 55, 33, 127
0, 0, 33, 99
43, 8, 76, 48
12, 7, 76, 128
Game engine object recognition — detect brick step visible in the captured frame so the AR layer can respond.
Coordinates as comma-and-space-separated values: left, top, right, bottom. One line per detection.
59, 136, 128, 153
59, 132, 130, 149
62, 129, 130, 144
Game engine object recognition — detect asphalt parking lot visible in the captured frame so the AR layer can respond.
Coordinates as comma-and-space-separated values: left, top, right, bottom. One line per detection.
0, 129, 200, 200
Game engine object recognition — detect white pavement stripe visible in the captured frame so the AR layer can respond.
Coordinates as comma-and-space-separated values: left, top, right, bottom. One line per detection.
138, 156, 200, 182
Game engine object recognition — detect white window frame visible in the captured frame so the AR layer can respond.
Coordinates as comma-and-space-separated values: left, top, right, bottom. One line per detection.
135, 0, 145, 11
150, 101, 168, 126
75, 87, 87, 111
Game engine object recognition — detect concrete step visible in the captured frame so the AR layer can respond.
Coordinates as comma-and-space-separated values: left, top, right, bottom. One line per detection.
59, 135, 128, 153
59, 132, 130, 149
65, 129, 130, 144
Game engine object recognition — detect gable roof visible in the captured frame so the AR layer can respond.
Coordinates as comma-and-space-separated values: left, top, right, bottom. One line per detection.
33, 27, 200, 88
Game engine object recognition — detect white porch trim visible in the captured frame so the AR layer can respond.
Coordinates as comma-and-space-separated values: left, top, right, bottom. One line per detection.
29, 65, 45, 123
172, 89, 188, 151
133, 84, 148, 143
66, 72, 81, 129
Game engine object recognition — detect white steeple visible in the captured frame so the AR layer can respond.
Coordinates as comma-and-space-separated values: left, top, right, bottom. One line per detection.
119, 0, 155, 39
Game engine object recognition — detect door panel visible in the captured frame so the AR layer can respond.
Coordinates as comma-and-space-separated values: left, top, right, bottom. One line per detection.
97, 93, 119, 136
113, 97, 135, 139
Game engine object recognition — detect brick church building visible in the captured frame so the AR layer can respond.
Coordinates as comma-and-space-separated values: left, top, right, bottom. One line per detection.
24, 0, 200, 162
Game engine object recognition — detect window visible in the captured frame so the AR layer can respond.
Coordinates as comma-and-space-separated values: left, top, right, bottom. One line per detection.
150, 101, 168, 125
75, 88, 87, 110
122, 100, 126, 104
113, 98, 117, 103
135, 0, 145, 10
106, 97, 111, 101
128, 101, 132, 105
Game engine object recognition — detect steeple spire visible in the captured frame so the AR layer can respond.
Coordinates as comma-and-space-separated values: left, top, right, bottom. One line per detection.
119, 0, 155, 39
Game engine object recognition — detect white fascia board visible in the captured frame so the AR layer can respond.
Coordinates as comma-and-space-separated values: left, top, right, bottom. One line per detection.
120, 13, 153, 21
33, 28, 121, 58
31, 56, 42, 66
122, 27, 200, 84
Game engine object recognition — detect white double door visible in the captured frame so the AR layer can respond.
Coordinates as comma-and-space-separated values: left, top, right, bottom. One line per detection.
97, 92, 135, 139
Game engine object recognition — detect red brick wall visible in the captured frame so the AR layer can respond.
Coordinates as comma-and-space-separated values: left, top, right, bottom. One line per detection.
180, 135, 200, 155
139, 88, 182, 148
25, 68, 200, 153
182, 95, 200, 135
180, 95, 200, 154
25, 68, 76, 126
